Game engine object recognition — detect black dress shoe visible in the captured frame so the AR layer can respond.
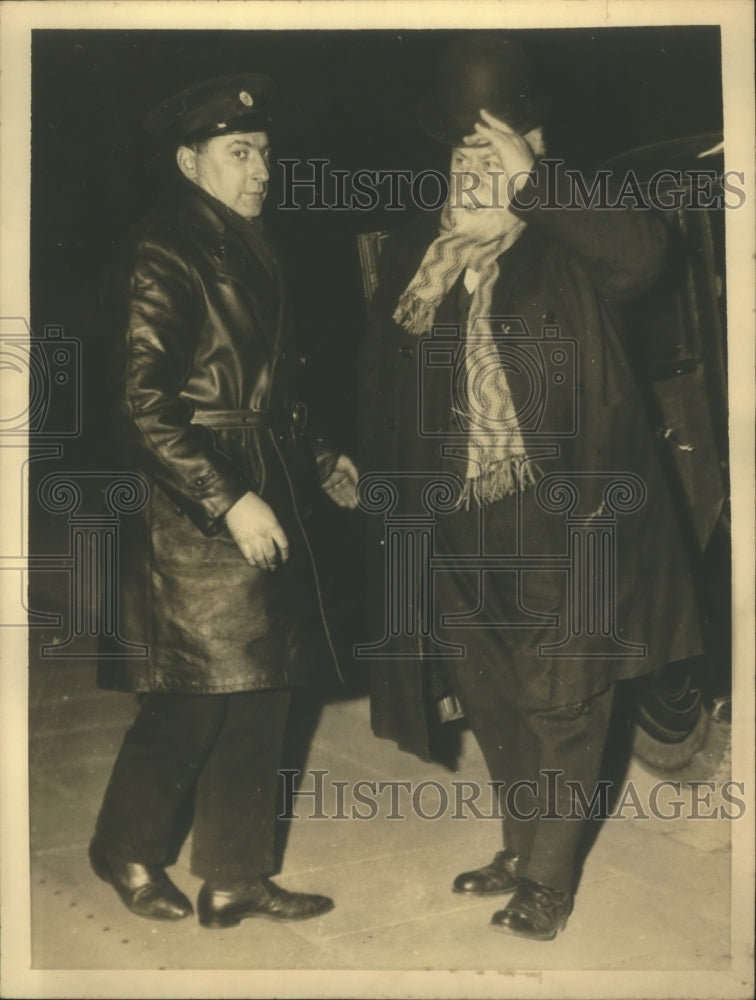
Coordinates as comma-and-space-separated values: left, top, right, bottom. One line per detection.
452, 849, 519, 895
197, 877, 334, 929
89, 838, 193, 921
491, 879, 573, 940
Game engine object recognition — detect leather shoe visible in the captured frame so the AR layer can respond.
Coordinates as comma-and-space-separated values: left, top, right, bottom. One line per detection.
198, 877, 334, 929
452, 849, 519, 895
491, 878, 573, 940
89, 838, 193, 921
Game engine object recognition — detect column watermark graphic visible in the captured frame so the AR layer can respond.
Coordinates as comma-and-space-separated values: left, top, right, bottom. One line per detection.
534, 472, 647, 659
37, 473, 149, 659
355, 472, 465, 659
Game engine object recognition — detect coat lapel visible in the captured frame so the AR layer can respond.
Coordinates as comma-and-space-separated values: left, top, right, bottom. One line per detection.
182, 184, 283, 352
490, 226, 544, 313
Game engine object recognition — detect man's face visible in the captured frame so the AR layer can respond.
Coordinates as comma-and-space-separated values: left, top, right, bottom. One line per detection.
178, 132, 271, 219
448, 126, 543, 237
450, 143, 506, 213
449, 142, 514, 238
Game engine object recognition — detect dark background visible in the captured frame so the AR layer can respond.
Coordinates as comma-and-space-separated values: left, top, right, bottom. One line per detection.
31, 26, 724, 461
28, 25, 728, 712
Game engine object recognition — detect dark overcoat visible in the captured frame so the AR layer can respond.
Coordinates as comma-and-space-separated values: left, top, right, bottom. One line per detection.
99, 181, 341, 694
357, 160, 702, 760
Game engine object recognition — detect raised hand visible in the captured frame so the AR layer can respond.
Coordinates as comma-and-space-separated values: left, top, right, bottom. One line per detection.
463, 109, 540, 197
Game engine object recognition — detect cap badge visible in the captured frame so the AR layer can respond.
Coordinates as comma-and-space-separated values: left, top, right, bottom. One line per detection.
239, 91, 254, 107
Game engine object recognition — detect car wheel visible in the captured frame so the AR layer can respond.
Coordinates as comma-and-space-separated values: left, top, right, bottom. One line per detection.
631, 662, 710, 773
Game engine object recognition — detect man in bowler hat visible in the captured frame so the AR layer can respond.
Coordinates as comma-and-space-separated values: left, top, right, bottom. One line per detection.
358, 35, 701, 939
91, 73, 357, 928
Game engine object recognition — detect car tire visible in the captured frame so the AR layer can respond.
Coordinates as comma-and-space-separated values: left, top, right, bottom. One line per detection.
631, 662, 710, 773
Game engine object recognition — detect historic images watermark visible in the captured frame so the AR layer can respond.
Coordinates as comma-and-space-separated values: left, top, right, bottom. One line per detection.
279, 769, 747, 823
277, 158, 746, 212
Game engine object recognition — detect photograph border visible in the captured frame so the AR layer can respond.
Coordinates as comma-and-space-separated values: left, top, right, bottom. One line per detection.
1, 2, 754, 998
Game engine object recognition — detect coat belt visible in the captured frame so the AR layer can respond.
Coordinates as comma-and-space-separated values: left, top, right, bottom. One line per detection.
190, 403, 308, 430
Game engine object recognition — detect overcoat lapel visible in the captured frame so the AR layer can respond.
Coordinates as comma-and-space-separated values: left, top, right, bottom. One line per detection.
182, 184, 283, 353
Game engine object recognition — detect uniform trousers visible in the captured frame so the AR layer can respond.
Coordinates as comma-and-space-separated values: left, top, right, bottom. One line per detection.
94, 689, 291, 884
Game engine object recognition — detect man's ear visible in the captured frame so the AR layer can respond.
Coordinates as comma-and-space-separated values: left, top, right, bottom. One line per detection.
176, 145, 198, 182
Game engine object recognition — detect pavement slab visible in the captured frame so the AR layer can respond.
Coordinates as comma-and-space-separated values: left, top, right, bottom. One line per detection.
27, 670, 736, 975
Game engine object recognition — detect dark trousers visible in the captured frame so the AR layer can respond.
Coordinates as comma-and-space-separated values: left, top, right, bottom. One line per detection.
94, 689, 291, 883
452, 664, 614, 894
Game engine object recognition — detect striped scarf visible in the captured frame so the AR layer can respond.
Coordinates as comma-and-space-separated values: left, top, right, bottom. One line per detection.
393, 206, 539, 506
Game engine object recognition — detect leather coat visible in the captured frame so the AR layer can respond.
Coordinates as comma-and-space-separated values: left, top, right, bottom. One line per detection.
99, 181, 341, 694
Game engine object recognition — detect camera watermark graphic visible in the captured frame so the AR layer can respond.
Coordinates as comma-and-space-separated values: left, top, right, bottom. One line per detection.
356, 314, 647, 661
279, 769, 747, 822
0, 318, 81, 439
418, 316, 578, 442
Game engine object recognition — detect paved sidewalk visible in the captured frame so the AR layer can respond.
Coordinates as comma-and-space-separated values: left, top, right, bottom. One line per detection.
28, 661, 733, 975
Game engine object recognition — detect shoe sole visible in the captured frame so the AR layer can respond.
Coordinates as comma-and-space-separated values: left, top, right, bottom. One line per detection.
199, 903, 335, 930
490, 922, 563, 941
490, 911, 570, 941
452, 885, 518, 897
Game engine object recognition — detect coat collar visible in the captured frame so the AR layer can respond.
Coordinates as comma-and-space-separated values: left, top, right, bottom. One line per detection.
175, 180, 281, 288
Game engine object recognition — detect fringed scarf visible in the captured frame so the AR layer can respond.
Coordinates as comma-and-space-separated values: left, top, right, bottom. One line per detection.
393, 205, 539, 506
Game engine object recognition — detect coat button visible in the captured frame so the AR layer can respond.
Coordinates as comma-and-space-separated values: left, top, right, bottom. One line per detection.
280, 350, 288, 362
298, 354, 307, 367
399, 346, 414, 359
385, 418, 397, 431
542, 311, 558, 324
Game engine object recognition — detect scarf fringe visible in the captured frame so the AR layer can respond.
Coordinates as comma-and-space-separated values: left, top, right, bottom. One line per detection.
458, 458, 541, 509
393, 291, 440, 338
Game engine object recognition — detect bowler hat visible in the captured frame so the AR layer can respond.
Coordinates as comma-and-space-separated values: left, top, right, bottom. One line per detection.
418, 35, 548, 145
144, 73, 273, 146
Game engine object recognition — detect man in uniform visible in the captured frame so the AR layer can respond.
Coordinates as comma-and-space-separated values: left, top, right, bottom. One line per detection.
91, 74, 357, 929
358, 36, 701, 940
